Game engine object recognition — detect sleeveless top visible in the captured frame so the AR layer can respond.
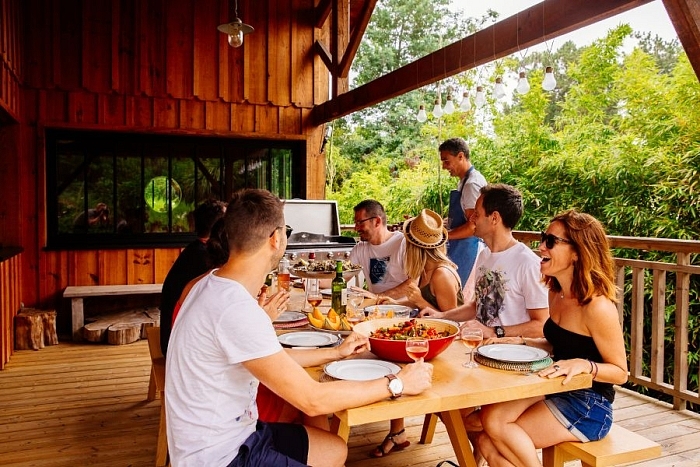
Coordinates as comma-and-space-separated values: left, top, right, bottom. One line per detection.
419, 267, 465, 310
544, 318, 615, 402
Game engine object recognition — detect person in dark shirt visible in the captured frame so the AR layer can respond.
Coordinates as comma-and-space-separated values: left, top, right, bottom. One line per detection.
160, 199, 226, 356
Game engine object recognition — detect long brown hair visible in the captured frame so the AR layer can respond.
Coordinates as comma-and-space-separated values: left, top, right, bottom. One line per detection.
543, 210, 618, 305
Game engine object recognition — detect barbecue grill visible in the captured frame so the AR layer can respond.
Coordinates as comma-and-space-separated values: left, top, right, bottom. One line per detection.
282, 199, 356, 262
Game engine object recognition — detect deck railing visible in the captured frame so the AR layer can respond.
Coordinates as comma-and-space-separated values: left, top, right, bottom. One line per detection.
342, 225, 700, 411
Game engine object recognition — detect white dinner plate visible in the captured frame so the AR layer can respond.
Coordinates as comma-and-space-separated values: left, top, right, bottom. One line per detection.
277, 332, 339, 347
274, 311, 307, 323
320, 288, 332, 296
324, 359, 401, 381
477, 343, 549, 363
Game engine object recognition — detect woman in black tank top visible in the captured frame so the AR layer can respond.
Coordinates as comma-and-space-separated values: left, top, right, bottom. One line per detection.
477, 210, 628, 466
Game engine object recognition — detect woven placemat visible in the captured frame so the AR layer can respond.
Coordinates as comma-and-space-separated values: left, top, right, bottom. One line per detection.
273, 318, 308, 329
474, 353, 553, 373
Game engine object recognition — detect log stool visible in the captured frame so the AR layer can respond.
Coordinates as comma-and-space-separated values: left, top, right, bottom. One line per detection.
14, 308, 59, 350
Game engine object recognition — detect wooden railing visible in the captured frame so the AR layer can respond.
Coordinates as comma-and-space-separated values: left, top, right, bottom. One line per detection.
343, 225, 700, 411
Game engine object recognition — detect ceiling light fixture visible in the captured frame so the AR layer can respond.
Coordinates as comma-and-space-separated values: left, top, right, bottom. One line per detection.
217, 0, 254, 48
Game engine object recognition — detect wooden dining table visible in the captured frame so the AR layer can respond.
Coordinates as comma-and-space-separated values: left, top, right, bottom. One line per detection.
303, 341, 592, 467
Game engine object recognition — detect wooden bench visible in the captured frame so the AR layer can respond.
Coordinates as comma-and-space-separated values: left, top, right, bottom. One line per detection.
541, 423, 662, 467
64, 284, 162, 341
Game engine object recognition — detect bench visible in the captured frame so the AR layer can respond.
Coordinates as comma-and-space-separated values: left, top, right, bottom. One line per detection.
541, 423, 662, 467
64, 284, 162, 341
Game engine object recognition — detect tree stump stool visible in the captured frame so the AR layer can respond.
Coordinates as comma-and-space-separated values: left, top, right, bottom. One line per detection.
14, 309, 59, 350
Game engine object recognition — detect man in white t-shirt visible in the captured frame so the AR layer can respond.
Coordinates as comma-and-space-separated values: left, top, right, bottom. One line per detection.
166, 189, 433, 467
421, 183, 549, 339
349, 199, 411, 298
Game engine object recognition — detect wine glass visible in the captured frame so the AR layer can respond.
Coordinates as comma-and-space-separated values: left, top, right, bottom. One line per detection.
460, 328, 483, 368
347, 290, 365, 314
405, 337, 429, 362
305, 279, 322, 312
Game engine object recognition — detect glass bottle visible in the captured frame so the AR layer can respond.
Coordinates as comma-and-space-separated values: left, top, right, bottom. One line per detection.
331, 260, 347, 314
278, 256, 291, 292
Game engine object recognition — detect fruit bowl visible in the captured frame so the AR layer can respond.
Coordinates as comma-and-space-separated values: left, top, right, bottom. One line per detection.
352, 318, 459, 363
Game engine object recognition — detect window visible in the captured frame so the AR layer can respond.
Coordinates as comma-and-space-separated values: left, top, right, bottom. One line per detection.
46, 130, 304, 249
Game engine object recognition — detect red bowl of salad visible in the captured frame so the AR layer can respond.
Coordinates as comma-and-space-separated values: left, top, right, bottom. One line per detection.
352, 318, 459, 363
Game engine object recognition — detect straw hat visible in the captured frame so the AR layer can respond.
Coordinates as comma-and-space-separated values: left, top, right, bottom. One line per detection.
403, 209, 448, 249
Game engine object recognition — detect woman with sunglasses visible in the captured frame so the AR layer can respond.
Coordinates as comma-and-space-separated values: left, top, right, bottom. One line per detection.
476, 210, 628, 467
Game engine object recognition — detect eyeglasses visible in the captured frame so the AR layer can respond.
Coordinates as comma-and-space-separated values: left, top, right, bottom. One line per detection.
540, 231, 571, 249
269, 225, 293, 238
354, 216, 377, 226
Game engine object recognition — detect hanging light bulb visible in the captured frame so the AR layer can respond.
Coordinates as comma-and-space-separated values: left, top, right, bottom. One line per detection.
217, 0, 255, 48
459, 92, 472, 111
432, 98, 443, 118
516, 71, 530, 95
475, 86, 486, 108
416, 105, 428, 123
443, 94, 455, 115
493, 77, 506, 100
542, 66, 557, 91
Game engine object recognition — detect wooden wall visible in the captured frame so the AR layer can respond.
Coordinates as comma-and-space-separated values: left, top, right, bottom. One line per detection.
0, 253, 22, 369
0, 0, 331, 350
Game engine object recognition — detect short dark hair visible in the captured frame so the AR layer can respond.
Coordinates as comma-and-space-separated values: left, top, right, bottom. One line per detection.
438, 137, 470, 159
353, 199, 387, 224
224, 189, 284, 253
193, 199, 227, 237
480, 184, 523, 229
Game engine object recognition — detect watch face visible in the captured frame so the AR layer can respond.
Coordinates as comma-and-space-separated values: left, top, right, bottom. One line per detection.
389, 377, 403, 397
496, 326, 505, 338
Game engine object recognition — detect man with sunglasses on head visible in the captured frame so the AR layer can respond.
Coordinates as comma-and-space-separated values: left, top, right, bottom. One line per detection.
349, 199, 412, 299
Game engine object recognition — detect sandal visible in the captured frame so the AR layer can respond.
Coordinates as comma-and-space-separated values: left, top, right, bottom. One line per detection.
370, 428, 411, 458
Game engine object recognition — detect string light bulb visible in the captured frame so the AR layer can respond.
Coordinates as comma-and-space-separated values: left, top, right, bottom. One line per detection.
416, 105, 428, 123
443, 94, 455, 115
432, 98, 443, 118
459, 92, 472, 111
516, 71, 530, 95
542, 66, 557, 91
493, 77, 506, 100
475, 86, 486, 108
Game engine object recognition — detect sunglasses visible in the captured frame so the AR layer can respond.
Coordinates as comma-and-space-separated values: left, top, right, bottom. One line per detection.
270, 225, 293, 239
540, 231, 571, 249
354, 216, 377, 226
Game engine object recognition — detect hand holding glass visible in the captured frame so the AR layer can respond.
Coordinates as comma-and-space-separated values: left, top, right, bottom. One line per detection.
460, 328, 483, 368
405, 337, 429, 362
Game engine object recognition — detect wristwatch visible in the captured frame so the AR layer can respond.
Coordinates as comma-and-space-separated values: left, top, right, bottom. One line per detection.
494, 325, 506, 338
385, 374, 404, 399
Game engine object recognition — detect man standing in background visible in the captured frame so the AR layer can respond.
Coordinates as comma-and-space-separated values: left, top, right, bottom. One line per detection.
439, 137, 488, 286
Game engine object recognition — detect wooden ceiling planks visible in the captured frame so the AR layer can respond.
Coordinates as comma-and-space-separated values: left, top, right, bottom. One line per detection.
268, 0, 292, 107
192, 0, 220, 101
291, 0, 315, 108
663, 0, 700, 78
312, 0, 655, 124
165, 0, 195, 99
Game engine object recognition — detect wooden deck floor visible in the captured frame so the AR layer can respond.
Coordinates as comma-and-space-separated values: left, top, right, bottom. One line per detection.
1, 341, 700, 467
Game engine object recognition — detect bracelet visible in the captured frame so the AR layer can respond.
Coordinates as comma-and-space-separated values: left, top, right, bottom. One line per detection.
588, 359, 594, 374
591, 361, 599, 380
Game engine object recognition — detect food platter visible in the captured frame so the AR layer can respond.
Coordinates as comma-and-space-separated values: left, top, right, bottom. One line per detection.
324, 359, 401, 381
277, 331, 339, 347
476, 343, 549, 363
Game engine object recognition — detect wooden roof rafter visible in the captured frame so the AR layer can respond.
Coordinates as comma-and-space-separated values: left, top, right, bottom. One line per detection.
662, 0, 700, 77
312, 0, 657, 124
315, 0, 377, 98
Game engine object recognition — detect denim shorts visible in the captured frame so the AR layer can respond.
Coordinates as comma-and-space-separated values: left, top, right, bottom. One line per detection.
227, 421, 309, 467
544, 388, 613, 442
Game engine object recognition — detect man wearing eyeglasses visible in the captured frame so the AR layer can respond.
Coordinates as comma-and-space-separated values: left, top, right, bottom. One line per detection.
349, 199, 411, 298
439, 137, 489, 287
421, 184, 549, 340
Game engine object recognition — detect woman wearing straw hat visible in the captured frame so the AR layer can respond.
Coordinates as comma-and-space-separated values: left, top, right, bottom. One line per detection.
372, 209, 463, 457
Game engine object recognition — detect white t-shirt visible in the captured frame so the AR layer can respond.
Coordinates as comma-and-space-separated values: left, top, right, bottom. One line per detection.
349, 231, 409, 294
458, 168, 488, 212
165, 271, 282, 467
473, 241, 548, 327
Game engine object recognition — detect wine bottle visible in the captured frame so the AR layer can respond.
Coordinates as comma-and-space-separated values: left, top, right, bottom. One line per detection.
331, 260, 347, 314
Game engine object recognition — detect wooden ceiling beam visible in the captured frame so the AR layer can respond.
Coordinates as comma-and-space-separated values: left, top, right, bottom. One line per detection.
315, 0, 332, 29
312, 0, 653, 125
338, 0, 377, 78
662, 0, 700, 78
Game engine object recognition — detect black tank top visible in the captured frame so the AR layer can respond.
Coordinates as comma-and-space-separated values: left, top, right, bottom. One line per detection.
543, 318, 615, 402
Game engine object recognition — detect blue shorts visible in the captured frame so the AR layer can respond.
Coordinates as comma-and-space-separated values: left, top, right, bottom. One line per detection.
227, 422, 309, 467
544, 388, 613, 442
